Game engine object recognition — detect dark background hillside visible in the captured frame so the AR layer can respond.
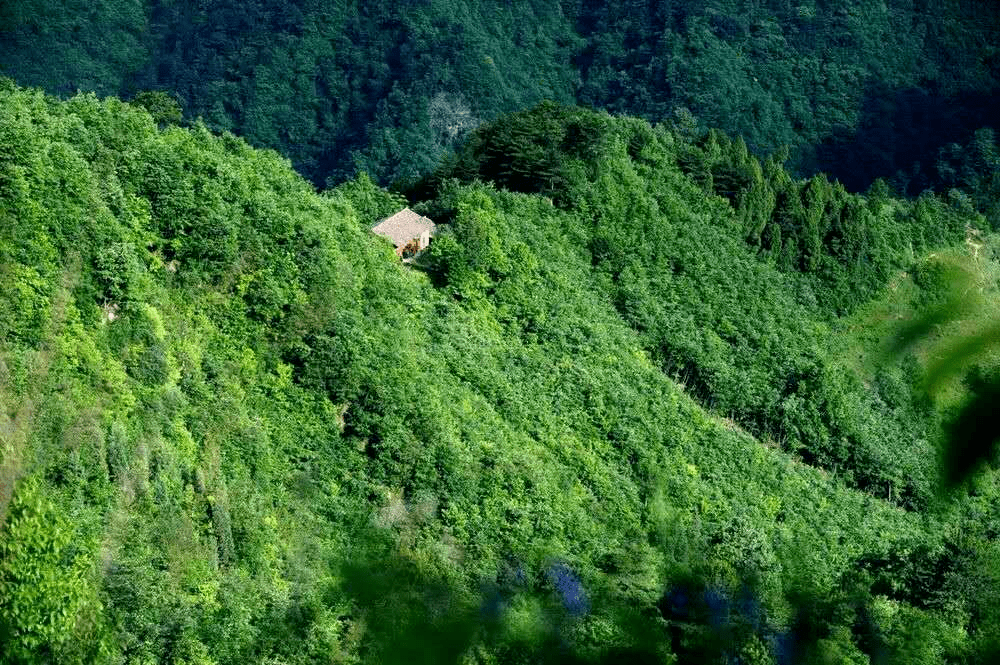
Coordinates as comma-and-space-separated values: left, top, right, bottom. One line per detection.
2, 0, 998, 202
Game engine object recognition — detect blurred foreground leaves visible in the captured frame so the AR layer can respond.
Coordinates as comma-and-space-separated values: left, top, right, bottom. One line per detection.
886, 251, 1000, 490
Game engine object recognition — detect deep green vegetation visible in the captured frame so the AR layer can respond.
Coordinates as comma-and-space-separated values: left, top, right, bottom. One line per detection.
3, 82, 1000, 663
2, 0, 997, 201
419, 102, 990, 508
572, 0, 1000, 193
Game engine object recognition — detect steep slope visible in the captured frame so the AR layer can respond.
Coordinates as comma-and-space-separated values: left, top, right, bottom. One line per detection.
2, 83, 998, 664
422, 102, 986, 508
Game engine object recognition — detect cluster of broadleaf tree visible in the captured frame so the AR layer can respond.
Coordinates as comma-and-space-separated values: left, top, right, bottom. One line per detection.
3, 81, 1000, 663
1, 0, 998, 204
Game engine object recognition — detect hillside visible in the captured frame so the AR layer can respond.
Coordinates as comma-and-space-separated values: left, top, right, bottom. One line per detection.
1, 0, 998, 199
2, 83, 1000, 663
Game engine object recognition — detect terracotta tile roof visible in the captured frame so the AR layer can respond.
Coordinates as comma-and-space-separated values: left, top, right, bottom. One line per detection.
372, 208, 436, 249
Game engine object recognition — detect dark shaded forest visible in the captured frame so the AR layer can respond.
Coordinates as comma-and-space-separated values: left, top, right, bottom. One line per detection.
2, 0, 998, 208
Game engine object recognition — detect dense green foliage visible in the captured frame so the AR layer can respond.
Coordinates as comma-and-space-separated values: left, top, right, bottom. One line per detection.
3, 83, 1000, 663
2, 0, 997, 198
931, 128, 1000, 229
573, 0, 1000, 190
422, 102, 990, 507
0, 0, 579, 187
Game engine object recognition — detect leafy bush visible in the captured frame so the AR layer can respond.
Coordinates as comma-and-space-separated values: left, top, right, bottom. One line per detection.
0, 479, 110, 663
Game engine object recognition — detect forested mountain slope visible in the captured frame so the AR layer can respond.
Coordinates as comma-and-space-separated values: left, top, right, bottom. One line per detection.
3, 83, 1000, 663
1, 0, 997, 199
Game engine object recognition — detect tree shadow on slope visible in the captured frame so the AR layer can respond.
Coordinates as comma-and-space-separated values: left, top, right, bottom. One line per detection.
803, 84, 1000, 196
337, 524, 978, 664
